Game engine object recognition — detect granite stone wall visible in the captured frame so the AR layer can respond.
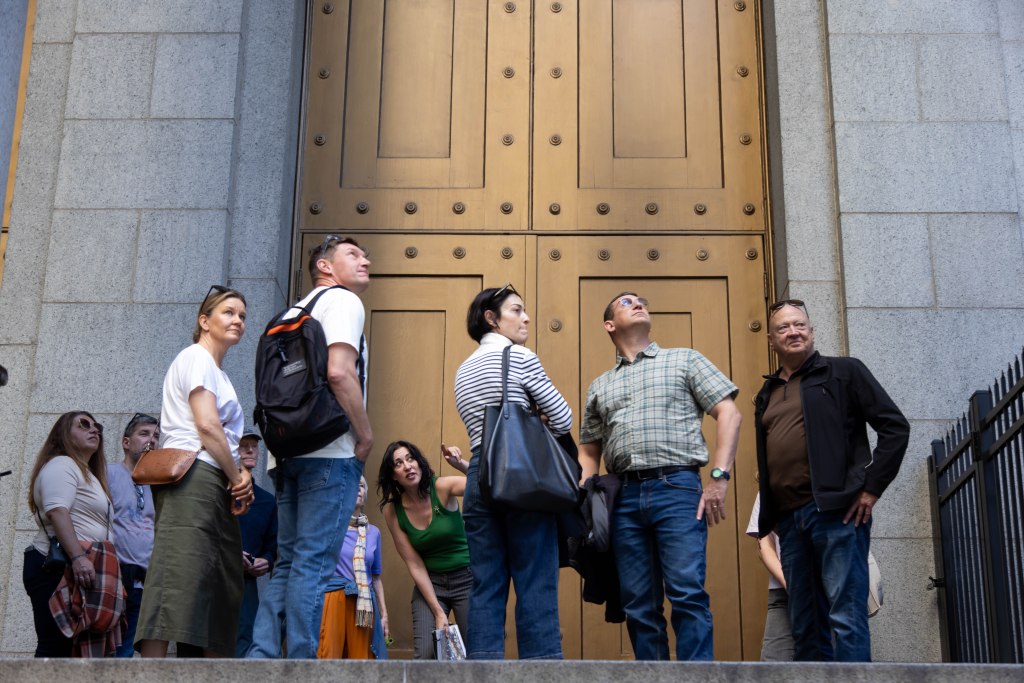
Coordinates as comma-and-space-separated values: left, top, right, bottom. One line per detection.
0, 0, 303, 654
767, 0, 1024, 662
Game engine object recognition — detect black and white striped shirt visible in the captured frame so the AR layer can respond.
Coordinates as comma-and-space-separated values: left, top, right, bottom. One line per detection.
454, 333, 573, 450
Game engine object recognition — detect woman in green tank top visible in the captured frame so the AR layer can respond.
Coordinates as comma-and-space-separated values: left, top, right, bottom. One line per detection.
377, 440, 472, 659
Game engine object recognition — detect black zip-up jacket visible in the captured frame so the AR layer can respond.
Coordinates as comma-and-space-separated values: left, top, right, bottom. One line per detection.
755, 352, 910, 538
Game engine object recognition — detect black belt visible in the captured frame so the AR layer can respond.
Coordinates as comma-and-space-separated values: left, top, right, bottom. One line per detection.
617, 465, 698, 482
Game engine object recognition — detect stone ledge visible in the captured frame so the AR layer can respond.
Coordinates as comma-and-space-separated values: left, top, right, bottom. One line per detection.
0, 660, 1020, 683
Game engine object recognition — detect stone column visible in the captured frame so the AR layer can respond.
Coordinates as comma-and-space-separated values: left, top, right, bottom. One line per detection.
0, 0, 303, 654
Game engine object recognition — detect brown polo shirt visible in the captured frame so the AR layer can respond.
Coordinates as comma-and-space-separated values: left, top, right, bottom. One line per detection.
764, 374, 813, 511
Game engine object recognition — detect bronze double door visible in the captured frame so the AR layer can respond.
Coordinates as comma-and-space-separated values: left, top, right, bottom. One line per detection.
296, 1, 771, 660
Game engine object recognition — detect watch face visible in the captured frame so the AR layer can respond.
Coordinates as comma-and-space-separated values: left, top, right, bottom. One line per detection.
711, 468, 728, 480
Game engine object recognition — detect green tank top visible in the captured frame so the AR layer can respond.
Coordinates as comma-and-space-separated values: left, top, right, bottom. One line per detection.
394, 477, 470, 574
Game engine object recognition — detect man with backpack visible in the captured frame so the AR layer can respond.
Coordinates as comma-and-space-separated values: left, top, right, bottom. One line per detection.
248, 235, 373, 659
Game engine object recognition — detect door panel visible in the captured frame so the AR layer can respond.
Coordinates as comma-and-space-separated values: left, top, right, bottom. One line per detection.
298, 234, 531, 657
301, 0, 529, 231
537, 235, 769, 660
534, 0, 766, 231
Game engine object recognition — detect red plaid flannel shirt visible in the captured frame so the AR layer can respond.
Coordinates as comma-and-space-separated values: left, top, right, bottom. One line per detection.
49, 539, 126, 657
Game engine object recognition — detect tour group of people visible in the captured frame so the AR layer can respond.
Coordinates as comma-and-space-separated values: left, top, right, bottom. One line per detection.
24, 234, 909, 662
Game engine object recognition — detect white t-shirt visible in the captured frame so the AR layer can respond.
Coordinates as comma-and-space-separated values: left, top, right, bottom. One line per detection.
746, 493, 784, 590
281, 285, 367, 459
32, 456, 111, 555
160, 343, 244, 470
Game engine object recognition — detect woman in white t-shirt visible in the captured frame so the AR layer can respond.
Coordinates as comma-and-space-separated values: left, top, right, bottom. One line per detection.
135, 285, 255, 658
24, 411, 114, 657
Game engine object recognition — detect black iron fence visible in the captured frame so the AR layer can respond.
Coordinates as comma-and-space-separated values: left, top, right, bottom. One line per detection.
929, 348, 1024, 663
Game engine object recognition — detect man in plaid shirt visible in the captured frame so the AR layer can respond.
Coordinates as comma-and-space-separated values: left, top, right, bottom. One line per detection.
580, 292, 743, 661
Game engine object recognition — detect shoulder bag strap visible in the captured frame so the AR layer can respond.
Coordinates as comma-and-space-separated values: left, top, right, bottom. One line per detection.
299, 283, 346, 316
302, 286, 365, 395
501, 345, 512, 418
357, 334, 366, 396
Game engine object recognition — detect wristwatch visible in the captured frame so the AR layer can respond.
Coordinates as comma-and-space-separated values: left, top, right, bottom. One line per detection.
710, 467, 730, 481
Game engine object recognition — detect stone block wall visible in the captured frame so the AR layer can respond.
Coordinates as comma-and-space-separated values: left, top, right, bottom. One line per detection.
768, 0, 1024, 662
0, 0, 303, 654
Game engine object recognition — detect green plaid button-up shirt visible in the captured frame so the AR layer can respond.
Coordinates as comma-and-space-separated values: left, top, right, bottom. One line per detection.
580, 342, 738, 473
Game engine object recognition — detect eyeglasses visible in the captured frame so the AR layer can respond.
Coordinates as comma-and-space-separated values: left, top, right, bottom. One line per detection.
201, 284, 230, 311
769, 299, 807, 315
76, 417, 103, 434
617, 296, 649, 309
124, 412, 158, 438
134, 484, 145, 512
490, 283, 520, 303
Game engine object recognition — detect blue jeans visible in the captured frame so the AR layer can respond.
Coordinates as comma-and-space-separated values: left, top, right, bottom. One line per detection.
612, 469, 712, 661
116, 585, 144, 657
248, 456, 363, 659
462, 457, 562, 659
776, 501, 872, 662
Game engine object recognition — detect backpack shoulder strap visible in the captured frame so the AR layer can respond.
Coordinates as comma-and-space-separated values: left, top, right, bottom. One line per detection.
299, 284, 348, 315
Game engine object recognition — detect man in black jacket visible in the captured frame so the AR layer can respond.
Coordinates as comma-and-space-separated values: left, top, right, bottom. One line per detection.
755, 300, 909, 662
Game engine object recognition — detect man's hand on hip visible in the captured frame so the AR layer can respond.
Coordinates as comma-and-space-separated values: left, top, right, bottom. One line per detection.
843, 490, 879, 527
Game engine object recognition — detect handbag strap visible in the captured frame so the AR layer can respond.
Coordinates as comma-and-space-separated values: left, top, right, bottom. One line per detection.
502, 344, 543, 415
500, 344, 512, 419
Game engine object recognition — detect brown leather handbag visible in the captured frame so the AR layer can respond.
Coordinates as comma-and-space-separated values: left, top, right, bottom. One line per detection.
131, 448, 200, 485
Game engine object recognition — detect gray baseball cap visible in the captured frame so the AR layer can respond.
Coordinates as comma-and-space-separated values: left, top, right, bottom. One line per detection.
241, 426, 262, 442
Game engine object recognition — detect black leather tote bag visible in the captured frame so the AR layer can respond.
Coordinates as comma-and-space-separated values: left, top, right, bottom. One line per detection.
479, 345, 580, 512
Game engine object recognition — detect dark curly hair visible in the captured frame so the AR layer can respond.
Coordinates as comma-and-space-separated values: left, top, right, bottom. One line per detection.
377, 440, 435, 511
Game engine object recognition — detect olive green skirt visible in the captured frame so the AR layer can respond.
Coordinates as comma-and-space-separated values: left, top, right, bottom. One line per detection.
135, 460, 243, 656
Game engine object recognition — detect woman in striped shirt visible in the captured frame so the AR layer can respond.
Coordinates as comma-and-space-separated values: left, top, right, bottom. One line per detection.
453, 284, 572, 660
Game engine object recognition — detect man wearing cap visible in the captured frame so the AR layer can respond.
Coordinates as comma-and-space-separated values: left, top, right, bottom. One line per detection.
236, 427, 278, 657
755, 300, 908, 661
579, 292, 743, 661
107, 413, 160, 657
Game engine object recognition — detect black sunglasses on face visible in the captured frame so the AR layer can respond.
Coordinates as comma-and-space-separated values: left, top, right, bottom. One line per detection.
77, 417, 103, 434
769, 298, 807, 314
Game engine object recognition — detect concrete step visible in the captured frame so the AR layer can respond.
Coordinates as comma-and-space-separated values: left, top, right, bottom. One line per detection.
0, 660, 1021, 683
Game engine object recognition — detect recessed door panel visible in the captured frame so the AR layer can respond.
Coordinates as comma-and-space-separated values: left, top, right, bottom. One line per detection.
534, 0, 766, 231
537, 235, 770, 660
301, 1, 528, 231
